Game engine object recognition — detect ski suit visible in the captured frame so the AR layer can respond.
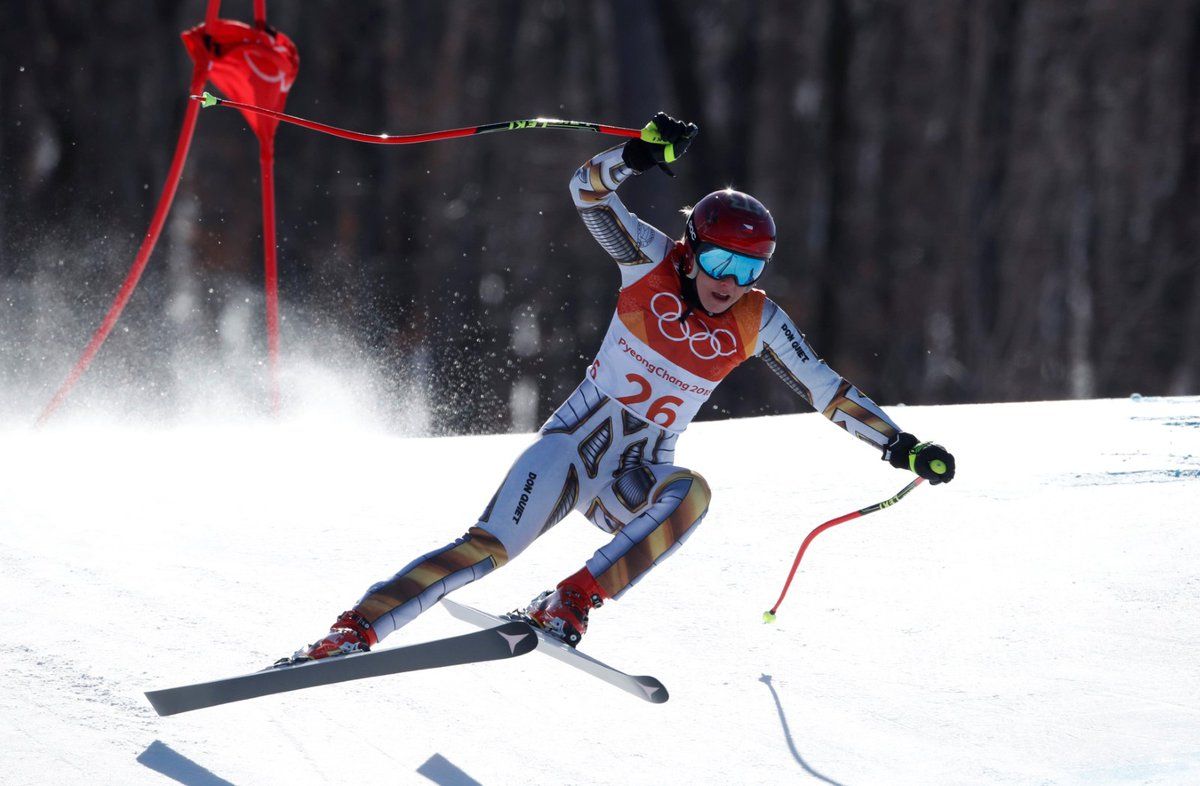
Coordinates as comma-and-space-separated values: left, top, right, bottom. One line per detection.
351, 145, 902, 642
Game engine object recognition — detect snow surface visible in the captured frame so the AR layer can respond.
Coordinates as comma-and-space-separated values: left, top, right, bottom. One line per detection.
1, 395, 1198, 785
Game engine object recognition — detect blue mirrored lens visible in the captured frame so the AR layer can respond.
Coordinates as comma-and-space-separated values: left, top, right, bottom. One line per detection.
696, 246, 766, 286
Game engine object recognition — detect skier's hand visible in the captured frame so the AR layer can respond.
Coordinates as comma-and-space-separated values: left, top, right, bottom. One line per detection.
883, 432, 956, 484
622, 112, 699, 174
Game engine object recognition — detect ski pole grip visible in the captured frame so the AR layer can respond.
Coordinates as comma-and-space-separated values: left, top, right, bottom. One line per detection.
640, 122, 667, 144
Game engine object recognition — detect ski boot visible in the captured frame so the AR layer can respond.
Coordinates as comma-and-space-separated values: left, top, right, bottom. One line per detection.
520, 567, 607, 648
275, 610, 378, 667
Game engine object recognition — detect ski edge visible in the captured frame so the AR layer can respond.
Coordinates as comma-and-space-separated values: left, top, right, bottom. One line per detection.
145, 620, 538, 717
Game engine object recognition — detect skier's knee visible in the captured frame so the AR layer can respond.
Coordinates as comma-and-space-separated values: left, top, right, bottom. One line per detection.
657, 469, 710, 520
681, 470, 710, 512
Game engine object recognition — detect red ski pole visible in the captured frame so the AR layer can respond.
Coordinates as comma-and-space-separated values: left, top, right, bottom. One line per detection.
191, 92, 646, 145
763, 477, 925, 622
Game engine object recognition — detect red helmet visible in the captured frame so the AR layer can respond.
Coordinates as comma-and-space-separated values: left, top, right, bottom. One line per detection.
685, 189, 776, 260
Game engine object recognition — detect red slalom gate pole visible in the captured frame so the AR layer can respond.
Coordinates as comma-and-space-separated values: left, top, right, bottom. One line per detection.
37, 68, 209, 426
259, 139, 281, 413
191, 92, 644, 146
763, 477, 925, 622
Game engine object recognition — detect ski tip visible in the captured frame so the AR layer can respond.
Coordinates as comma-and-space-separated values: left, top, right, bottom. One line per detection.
635, 676, 670, 704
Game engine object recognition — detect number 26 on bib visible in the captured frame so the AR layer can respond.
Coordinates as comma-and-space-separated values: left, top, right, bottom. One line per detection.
616, 373, 683, 428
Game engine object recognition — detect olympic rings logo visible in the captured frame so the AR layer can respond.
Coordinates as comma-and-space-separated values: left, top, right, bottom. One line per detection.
650, 292, 737, 360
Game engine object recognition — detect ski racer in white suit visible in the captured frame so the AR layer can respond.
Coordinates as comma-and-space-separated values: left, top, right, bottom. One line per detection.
291, 113, 956, 660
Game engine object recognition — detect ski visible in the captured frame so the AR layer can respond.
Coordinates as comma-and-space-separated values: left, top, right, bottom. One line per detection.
145, 620, 538, 716
440, 598, 668, 704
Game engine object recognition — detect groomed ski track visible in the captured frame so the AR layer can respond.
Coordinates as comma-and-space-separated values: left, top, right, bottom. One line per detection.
1, 396, 1197, 784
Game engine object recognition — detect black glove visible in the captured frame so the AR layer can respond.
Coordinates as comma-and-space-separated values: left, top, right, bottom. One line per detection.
622, 112, 699, 174
883, 432, 956, 484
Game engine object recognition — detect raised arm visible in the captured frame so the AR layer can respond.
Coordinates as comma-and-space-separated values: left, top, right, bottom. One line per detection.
569, 113, 698, 285
570, 146, 667, 271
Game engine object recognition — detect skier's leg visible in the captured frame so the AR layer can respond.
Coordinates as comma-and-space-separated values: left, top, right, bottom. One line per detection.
335, 431, 583, 645
525, 467, 710, 644
349, 526, 511, 642
293, 381, 611, 659
585, 467, 711, 599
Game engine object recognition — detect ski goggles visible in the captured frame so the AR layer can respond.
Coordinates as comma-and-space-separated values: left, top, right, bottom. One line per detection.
694, 243, 768, 287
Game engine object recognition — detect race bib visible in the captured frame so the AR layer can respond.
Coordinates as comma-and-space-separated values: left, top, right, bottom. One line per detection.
587, 259, 765, 432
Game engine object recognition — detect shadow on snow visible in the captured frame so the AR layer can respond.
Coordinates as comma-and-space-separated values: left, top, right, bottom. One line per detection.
137, 740, 236, 786
760, 674, 845, 786
417, 753, 483, 786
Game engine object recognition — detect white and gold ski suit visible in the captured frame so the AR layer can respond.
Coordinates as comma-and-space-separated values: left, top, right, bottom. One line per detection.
351, 146, 902, 641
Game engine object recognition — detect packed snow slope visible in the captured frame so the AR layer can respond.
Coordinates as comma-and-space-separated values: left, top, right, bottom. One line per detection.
1, 395, 1198, 785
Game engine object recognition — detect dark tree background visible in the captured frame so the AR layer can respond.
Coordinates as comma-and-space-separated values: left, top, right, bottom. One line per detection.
2, 1, 1197, 432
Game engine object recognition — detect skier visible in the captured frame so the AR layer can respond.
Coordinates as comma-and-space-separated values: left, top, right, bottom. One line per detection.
288, 113, 956, 660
